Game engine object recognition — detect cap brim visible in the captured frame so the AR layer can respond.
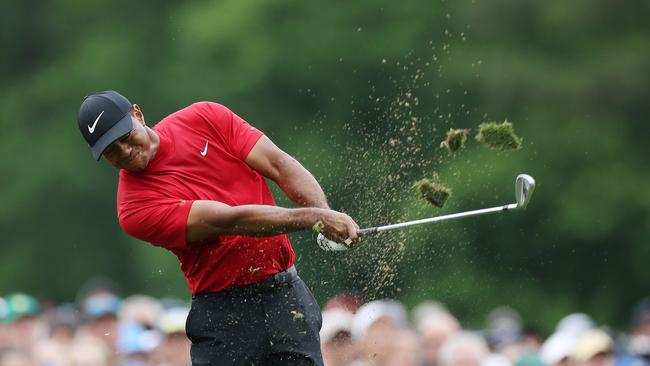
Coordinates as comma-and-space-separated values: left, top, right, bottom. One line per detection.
90, 113, 133, 161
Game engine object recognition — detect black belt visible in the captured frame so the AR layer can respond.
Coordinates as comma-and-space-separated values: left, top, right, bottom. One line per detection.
245, 265, 298, 292
194, 266, 298, 298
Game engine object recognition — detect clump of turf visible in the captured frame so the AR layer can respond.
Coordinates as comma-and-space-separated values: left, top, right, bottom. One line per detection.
413, 174, 451, 208
440, 128, 470, 153
475, 120, 522, 151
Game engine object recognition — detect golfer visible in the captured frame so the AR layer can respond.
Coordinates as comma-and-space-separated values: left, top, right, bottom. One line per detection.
77, 90, 359, 365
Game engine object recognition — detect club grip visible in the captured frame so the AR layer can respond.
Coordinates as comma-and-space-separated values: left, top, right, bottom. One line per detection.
358, 227, 378, 237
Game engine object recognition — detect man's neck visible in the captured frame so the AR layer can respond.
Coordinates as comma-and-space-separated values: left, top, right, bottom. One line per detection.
145, 126, 161, 164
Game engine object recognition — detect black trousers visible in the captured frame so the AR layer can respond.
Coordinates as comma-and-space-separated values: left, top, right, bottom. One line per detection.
186, 267, 324, 366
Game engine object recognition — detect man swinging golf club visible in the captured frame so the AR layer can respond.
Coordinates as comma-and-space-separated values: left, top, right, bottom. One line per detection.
77, 90, 359, 365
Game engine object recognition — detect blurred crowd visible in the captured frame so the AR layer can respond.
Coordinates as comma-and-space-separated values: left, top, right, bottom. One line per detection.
318, 294, 650, 366
0, 280, 191, 366
1, 283, 649, 366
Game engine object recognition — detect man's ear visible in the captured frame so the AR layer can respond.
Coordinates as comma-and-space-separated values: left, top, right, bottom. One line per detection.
132, 104, 145, 125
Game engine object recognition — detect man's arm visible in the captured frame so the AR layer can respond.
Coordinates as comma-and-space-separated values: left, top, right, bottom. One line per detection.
185, 200, 357, 243
245, 136, 330, 209
184, 135, 359, 244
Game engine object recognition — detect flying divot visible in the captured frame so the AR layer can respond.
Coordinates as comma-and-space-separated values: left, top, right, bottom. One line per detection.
475, 121, 522, 151
412, 174, 451, 208
440, 128, 470, 153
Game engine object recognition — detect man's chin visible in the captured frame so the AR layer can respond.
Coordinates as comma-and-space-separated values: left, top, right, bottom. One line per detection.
124, 166, 145, 173
122, 158, 148, 172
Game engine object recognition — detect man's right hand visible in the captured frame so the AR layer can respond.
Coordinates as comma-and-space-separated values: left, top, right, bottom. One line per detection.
315, 209, 360, 247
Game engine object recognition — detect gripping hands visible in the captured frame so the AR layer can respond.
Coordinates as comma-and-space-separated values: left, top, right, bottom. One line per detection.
312, 210, 359, 251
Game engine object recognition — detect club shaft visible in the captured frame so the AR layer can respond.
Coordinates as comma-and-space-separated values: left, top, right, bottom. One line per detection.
358, 203, 518, 236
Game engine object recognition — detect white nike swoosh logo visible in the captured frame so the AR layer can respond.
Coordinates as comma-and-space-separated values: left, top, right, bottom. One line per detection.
87, 110, 104, 134
200, 140, 209, 157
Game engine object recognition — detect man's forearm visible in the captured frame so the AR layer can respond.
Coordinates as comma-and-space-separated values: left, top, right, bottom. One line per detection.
187, 200, 324, 241
187, 199, 358, 243
224, 205, 320, 236
274, 158, 330, 209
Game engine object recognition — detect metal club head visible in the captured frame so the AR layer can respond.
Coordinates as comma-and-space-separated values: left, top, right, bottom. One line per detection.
515, 174, 536, 209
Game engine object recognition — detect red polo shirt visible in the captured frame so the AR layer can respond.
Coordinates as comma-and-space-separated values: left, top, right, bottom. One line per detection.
117, 102, 295, 294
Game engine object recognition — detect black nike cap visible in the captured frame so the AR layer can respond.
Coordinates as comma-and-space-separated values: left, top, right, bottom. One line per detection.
77, 90, 134, 161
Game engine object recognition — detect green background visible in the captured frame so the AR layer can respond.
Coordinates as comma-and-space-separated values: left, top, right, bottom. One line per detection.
1, 0, 648, 333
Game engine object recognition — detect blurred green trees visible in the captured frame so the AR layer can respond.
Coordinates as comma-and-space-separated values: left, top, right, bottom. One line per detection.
1, 0, 648, 332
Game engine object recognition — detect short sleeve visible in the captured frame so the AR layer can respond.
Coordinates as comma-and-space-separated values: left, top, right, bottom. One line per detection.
118, 198, 194, 250
201, 102, 264, 161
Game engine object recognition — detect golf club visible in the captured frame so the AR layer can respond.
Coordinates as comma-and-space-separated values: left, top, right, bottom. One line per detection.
316, 174, 535, 251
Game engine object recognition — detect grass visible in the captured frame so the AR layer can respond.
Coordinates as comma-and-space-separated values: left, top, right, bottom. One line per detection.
413, 174, 451, 208
440, 128, 470, 153
475, 121, 522, 151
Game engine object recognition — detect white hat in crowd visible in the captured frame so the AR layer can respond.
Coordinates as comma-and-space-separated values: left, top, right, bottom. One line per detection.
320, 308, 354, 342
540, 331, 579, 366
555, 313, 594, 336
351, 299, 406, 340
540, 312, 596, 366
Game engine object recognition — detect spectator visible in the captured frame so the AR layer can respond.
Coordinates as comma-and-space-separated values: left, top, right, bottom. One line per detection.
572, 329, 615, 366
324, 293, 363, 313
79, 290, 121, 365
385, 329, 423, 366
320, 308, 356, 366
540, 331, 579, 366
117, 322, 160, 365
485, 306, 530, 364
69, 336, 111, 366
574, 329, 648, 366
352, 300, 407, 366
32, 304, 79, 366
415, 302, 460, 366
119, 295, 164, 330
438, 331, 489, 366
1, 293, 42, 353
539, 313, 596, 366
152, 307, 192, 366
486, 307, 523, 349
0, 348, 34, 366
